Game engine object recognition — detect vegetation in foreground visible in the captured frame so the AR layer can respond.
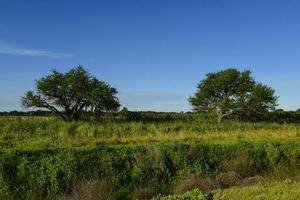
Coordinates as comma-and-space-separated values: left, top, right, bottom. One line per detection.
153, 179, 300, 200
1, 116, 300, 199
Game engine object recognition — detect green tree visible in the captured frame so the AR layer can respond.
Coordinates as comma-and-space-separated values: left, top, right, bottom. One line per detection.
22, 66, 120, 121
189, 68, 278, 123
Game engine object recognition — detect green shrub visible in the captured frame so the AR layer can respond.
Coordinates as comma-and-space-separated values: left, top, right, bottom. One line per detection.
0, 141, 300, 199
152, 189, 210, 200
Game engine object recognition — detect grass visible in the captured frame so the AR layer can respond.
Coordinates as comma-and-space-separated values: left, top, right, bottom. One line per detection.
1, 116, 300, 199
153, 179, 300, 200
1, 116, 300, 151
214, 179, 300, 200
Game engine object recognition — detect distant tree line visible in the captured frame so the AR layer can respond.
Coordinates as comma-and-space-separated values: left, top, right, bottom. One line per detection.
3, 109, 300, 124
0, 109, 202, 122
0, 110, 53, 116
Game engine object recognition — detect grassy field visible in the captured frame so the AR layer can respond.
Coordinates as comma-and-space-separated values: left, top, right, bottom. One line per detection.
153, 179, 300, 200
1, 116, 300, 199
1, 116, 300, 151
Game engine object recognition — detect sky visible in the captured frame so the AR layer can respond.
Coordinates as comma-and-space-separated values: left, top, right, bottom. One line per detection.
1, 0, 300, 112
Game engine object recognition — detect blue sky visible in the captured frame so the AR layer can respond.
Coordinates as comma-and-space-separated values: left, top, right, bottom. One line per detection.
1, 0, 300, 111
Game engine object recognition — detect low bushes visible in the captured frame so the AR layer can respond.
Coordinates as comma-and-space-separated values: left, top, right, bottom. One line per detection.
1, 141, 300, 199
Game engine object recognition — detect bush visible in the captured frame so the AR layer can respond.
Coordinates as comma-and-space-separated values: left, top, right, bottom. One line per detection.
152, 189, 210, 200
1, 141, 300, 199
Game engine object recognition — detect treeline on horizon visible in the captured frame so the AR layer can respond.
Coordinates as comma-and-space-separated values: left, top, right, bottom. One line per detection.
2, 109, 300, 123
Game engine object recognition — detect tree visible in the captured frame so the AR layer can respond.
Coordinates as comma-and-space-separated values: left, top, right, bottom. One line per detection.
22, 66, 120, 121
189, 68, 278, 123
119, 107, 129, 114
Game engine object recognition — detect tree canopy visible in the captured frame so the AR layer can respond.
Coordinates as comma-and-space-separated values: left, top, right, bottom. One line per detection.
189, 68, 278, 122
22, 66, 120, 121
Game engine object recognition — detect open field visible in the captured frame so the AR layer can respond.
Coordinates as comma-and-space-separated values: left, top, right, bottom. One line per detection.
1, 116, 300, 199
1, 116, 300, 151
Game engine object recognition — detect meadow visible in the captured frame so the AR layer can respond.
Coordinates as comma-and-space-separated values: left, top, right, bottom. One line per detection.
1, 115, 300, 199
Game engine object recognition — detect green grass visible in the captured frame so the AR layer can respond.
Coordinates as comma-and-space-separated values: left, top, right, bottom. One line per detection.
1, 116, 300, 199
153, 179, 300, 200
1, 116, 300, 151
214, 179, 300, 200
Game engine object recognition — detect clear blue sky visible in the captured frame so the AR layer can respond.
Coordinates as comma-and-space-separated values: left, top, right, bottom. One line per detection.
1, 0, 300, 111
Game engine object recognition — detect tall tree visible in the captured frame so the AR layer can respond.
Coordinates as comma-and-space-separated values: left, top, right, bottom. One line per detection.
22, 66, 120, 121
189, 68, 278, 123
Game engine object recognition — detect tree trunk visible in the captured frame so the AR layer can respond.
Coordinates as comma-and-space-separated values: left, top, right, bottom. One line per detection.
217, 114, 223, 123
217, 111, 233, 123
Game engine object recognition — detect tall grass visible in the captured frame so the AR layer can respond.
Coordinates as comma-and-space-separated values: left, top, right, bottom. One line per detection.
1, 116, 300, 199
1, 116, 300, 151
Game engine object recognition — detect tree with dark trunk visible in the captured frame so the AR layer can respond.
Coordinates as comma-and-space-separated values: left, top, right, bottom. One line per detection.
189, 68, 278, 123
22, 66, 120, 121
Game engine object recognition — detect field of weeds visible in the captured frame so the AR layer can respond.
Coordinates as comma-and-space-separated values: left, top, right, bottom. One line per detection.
0, 116, 300, 199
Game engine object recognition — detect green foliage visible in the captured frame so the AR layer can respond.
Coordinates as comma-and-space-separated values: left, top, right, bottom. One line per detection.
1, 141, 300, 199
0, 172, 11, 200
154, 180, 300, 200
214, 179, 300, 199
189, 68, 278, 122
2, 110, 300, 124
1, 116, 300, 152
1, 117, 300, 199
22, 66, 120, 121
152, 189, 210, 200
